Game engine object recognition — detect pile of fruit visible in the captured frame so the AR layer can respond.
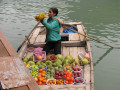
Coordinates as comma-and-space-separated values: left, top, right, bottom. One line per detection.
22, 52, 90, 85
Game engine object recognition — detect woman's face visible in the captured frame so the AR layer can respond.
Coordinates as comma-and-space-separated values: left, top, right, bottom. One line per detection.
48, 9, 56, 17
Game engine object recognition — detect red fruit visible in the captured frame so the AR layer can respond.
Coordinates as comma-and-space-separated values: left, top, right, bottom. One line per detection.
56, 71, 59, 75
78, 73, 82, 77
75, 79, 79, 83
78, 80, 81, 83
77, 68, 81, 71
77, 72, 80, 75
72, 67, 75, 70
74, 68, 77, 71
60, 72, 64, 76
58, 76, 62, 79
80, 79, 83, 83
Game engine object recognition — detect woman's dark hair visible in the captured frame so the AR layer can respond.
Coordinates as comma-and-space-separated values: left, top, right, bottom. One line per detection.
50, 7, 58, 16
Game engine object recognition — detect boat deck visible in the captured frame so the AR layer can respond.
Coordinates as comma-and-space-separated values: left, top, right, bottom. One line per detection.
0, 30, 40, 90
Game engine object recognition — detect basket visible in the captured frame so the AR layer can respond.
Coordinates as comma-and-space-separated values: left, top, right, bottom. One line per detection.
74, 77, 85, 84
33, 47, 46, 62
49, 54, 57, 62
47, 79, 56, 85
56, 79, 65, 85
73, 71, 83, 78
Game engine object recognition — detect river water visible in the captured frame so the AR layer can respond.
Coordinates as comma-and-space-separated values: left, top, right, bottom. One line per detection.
0, 0, 120, 90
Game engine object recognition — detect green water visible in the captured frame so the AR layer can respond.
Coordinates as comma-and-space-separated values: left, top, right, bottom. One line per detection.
0, 0, 120, 90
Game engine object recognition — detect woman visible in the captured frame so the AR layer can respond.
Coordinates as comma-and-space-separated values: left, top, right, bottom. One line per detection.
41, 7, 62, 55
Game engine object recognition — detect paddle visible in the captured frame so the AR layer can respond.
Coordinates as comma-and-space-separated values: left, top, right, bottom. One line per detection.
17, 21, 40, 52
64, 27, 120, 49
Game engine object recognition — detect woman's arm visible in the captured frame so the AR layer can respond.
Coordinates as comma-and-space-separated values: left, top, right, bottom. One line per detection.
41, 19, 59, 30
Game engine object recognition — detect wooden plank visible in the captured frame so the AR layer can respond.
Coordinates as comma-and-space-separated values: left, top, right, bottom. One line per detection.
0, 41, 9, 56
0, 57, 36, 89
62, 47, 70, 59
69, 47, 78, 58
0, 30, 18, 56
29, 28, 41, 44
27, 83, 40, 90
10, 86, 29, 90
69, 33, 80, 41
45, 84, 86, 90
19, 42, 28, 59
86, 41, 94, 90
77, 25, 85, 41
84, 65, 90, 90
35, 35, 46, 43
31, 41, 86, 48
80, 47, 90, 90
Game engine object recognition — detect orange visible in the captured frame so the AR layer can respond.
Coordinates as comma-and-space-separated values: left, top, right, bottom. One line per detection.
41, 73, 45, 77
65, 80, 68, 84
39, 69, 43, 73
71, 77, 74, 81
66, 77, 70, 80
53, 80, 55, 83
38, 81, 42, 85
42, 71, 46, 73
43, 79, 47, 83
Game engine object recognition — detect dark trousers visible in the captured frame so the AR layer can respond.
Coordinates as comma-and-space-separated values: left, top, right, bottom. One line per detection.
43, 40, 61, 55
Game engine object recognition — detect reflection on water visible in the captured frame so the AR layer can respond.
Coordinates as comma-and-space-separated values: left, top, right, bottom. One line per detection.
94, 47, 113, 66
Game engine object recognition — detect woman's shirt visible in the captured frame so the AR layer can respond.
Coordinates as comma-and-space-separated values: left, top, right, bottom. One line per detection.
41, 16, 61, 42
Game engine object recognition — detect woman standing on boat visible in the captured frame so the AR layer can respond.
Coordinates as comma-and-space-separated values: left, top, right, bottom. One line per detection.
41, 7, 62, 55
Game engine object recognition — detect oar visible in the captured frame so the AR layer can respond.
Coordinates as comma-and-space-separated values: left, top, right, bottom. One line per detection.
17, 21, 40, 52
64, 27, 120, 49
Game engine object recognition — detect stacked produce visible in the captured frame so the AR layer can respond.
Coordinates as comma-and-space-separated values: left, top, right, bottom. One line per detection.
37, 69, 47, 85
30, 65, 39, 78
22, 49, 90, 85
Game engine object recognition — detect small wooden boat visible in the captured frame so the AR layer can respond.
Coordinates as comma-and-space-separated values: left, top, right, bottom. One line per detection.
18, 21, 94, 90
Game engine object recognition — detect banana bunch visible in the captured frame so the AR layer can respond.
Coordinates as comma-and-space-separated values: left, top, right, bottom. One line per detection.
35, 13, 46, 22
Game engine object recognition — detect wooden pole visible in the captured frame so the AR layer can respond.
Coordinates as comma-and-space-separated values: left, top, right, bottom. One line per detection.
64, 27, 120, 49
17, 21, 40, 52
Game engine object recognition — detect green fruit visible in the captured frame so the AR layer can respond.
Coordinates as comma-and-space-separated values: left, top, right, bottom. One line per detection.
39, 65, 42, 69
47, 72, 50, 75
22, 57, 28, 63
47, 65, 52, 68
59, 68, 63, 72
52, 63, 56, 67
28, 61, 35, 66
56, 54, 63, 61
47, 69, 51, 72
45, 60, 52, 65
56, 59, 62, 65
42, 63, 46, 66
51, 70, 55, 74
58, 65, 62, 68
74, 58, 79, 64
50, 77, 54, 79
36, 61, 42, 66
47, 75, 50, 79
55, 67, 59, 71
81, 58, 89, 65
64, 55, 73, 64
63, 59, 70, 65
28, 56, 33, 61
